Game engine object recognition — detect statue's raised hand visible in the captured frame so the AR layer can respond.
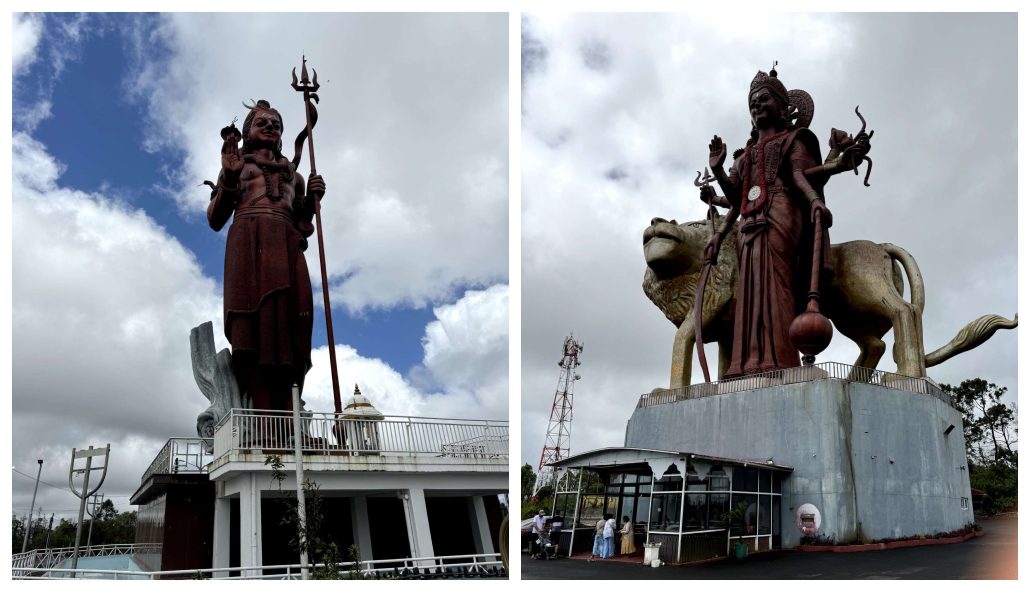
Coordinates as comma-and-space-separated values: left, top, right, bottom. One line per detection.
709, 135, 727, 170
220, 135, 244, 183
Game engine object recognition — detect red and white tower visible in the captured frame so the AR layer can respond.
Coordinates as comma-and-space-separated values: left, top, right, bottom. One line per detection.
533, 334, 583, 498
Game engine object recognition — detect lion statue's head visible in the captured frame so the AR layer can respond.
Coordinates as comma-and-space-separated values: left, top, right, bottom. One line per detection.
642, 216, 739, 327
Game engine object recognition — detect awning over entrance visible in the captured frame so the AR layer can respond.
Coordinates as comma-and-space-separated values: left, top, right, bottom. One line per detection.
550, 447, 793, 477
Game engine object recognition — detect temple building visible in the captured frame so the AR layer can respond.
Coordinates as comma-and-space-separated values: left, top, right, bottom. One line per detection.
131, 387, 508, 577
549, 364, 974, 563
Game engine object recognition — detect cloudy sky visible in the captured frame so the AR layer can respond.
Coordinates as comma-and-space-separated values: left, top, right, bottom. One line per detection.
521, 13, 1019, 467
10, 12, 508, 521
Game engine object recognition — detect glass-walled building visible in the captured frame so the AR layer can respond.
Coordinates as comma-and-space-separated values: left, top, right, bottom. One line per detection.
550, 448, 791, 564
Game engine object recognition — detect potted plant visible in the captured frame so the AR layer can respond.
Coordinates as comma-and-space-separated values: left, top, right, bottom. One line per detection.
724, 500, 750, 559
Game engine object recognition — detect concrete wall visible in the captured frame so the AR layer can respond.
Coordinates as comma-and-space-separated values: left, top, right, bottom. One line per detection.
625, 379, 973, 547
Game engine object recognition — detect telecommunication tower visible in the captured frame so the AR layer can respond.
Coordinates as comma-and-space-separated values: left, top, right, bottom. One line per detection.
533, 334, 583, 498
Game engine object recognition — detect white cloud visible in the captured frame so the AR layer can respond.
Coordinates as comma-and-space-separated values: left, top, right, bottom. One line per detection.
521, 13, 1018, 465
301, 285, 509, 422
127, 13, 508, 312
12, 132, 224, 517
12, 13, 44, 75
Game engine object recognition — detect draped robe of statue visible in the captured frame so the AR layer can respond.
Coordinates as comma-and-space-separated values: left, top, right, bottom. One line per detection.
208, 152, 316, 409
724, 127, 826, 378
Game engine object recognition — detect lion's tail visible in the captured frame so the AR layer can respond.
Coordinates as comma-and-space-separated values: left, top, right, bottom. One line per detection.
925, 313, 1018, 368
881, 243, 925, 314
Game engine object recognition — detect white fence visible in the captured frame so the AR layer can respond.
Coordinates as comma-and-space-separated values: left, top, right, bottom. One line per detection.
214, 409, 508, 459
140, 437, 212, 483
12, 552, 505, 580
12, 544, 162, 572
638, 361, 951, 409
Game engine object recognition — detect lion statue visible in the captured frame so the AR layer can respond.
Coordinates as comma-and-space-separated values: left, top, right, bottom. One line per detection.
643, 216, 1017, 389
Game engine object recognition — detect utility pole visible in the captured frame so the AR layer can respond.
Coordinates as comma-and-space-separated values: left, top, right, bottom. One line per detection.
21, 459, 43, 553
68, 444, 110, 571
291, 383, 310, 580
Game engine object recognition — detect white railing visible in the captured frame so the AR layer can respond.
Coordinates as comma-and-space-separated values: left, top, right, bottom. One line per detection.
638, 361, 952, 409
213, 409, 508, 460
12, 543, 162, 572
140, 438, 213, 483
12, 552, 505, 580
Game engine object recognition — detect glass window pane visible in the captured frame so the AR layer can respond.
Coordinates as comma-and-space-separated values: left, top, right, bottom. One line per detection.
634, 495, 649, 523
611, 473, 624, 485
708, 493, 729, 529
758, 470, 770, 492
579, 494, 604, 528
684, 493, 707, 531
759, 495, 772, 535
729, 493, 758, 536
772, 496, 781, 536
551, 493, 566, 518
738, 469, 759, 492
655, 475, 682, 492
648, 493, 682, 532
772, 474, 782, 494
708, 475, 730, 491
687, 476, 707, 491
605, 495, 618, 518
620, 497, 636, 527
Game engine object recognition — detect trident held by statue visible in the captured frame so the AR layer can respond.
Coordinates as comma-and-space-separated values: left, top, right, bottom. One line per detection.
694, 167, 719, 234
291, 56, 343, 415
693, 167, 719, 383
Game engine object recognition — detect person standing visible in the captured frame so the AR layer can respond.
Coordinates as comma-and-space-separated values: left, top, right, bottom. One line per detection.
592, 515, 606, 558
602, 514, 616, 559
620, 516, 636, 555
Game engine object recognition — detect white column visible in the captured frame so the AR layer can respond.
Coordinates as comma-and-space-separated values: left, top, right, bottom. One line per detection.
351, 496, 374, 562
469, 496, 495, 554
402, 488, 435, 565
238, 473, 263, 577
212, 496, 232, 578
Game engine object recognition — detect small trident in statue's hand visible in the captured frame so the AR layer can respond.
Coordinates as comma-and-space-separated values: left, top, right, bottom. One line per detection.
694, 167, 718, 234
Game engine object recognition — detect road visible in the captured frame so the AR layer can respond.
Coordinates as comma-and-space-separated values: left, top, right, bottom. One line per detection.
522, 514, 1017, 579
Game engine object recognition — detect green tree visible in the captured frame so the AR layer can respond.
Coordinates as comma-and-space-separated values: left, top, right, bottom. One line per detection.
944, 379, 1017, 466
520, 464, 536, 501
942, 379, 1018, 513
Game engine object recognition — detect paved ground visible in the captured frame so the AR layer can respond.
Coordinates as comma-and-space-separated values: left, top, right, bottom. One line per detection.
522, 514, 1017, 580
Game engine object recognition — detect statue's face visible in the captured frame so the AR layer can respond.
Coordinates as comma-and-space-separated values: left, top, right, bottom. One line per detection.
247, 110, 283, 146
749, 88, 782, 129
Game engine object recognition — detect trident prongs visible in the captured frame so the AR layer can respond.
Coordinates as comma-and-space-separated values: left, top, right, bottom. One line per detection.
694, 167, 716, 188
291, 54, 320, 93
